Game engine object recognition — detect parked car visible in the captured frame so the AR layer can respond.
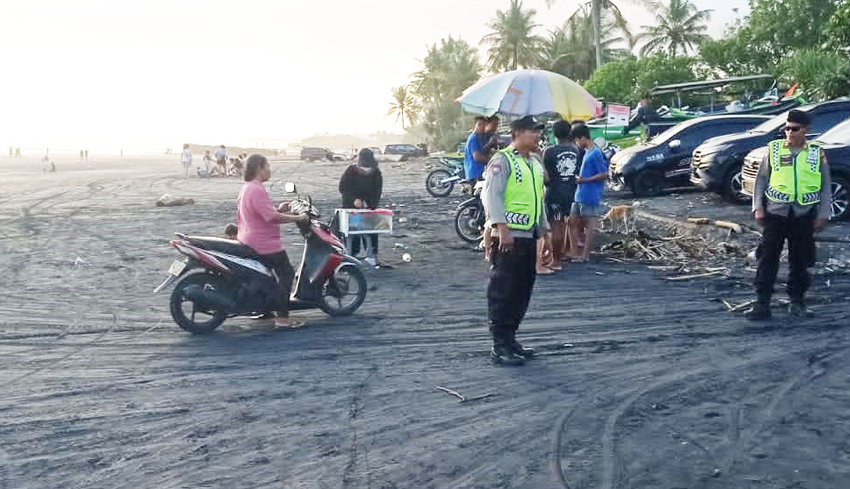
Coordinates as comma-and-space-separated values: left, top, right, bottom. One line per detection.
690, 99, 850, 204
367, 147, 382, 155
740, 117, 850, 220
384, 144, 426, 157
608, 115, 770, 197
300, 147, 332, 161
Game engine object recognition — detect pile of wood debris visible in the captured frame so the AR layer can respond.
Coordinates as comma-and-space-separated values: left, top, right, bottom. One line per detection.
601, 229, 743, 264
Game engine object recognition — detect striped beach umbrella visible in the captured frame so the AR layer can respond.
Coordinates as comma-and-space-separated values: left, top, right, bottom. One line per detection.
456, 69, 603, 121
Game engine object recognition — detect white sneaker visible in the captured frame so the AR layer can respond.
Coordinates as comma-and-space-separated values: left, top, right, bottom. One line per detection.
364, 257, 377, 267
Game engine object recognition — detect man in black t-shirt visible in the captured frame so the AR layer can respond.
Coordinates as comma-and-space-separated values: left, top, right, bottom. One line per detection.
542, 120, 582, 265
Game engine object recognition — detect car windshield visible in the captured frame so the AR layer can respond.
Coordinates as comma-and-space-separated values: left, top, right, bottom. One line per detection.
817, 118, 850, 145
750, 113, 786, 134
647, 119, 701, 144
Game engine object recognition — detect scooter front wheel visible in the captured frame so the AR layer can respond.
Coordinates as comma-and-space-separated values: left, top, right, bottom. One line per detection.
454, 201, 485, 243
319, 264, 367, 316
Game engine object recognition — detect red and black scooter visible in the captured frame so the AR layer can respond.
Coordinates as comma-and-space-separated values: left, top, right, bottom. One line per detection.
154, 183, 367, 333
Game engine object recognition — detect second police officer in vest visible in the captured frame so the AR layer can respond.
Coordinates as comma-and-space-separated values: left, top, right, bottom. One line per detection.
746, 109, 832, 320
482, 116, 551, 365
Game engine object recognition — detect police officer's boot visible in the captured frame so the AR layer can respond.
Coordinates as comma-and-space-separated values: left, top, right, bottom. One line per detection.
744, 298, 772, 321
788, 300, 814, 318
491, 337, 525, 366
507, 332, 534, 359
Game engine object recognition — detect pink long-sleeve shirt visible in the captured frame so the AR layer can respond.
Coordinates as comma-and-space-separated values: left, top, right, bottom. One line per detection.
237, 180, 283, 255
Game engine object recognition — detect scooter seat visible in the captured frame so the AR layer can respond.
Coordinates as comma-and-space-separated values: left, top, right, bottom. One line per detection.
183, 235, 259, 258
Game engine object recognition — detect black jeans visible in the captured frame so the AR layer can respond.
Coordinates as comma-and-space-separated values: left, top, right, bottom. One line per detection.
259, 250, 296, 317
754, 213, 815, 303
350, 234, 378, 257
487, 237, 537, 343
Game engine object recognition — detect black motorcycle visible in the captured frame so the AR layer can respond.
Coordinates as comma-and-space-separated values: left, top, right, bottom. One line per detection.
454, 180, 486, 243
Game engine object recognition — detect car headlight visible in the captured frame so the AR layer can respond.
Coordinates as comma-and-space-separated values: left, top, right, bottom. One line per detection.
610, 154, 631, 173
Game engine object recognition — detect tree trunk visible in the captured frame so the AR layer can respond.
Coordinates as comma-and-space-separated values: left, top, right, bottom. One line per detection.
592, 0, 602, 70
513, 43, 518, 70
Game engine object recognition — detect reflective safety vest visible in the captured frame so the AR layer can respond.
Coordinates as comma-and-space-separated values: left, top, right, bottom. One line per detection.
501, 148, 545, 231
766, 139, 822, 206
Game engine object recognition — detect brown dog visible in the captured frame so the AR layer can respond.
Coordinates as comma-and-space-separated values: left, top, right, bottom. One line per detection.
600, 202, 641, 234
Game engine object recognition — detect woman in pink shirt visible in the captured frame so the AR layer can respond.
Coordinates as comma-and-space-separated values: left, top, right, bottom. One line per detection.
238, 155, 309, 328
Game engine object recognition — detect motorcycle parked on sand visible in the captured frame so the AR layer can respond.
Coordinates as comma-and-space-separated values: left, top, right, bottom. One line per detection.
154, 182, 367, 333
454, 180, 486, 244
425, 156, 468, 197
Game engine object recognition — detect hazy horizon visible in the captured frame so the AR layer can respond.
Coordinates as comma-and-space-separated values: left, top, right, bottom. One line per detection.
2, 0, 748, 154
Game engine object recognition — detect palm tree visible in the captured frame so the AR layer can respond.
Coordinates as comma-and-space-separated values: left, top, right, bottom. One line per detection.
638, 0, 711, 57
481, 0, 543, 71
547, 0, 654, 70
387, 86, 419, 130
538, 7, 631, 81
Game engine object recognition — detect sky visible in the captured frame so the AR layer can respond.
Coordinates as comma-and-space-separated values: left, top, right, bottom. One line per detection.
0, 0, 749, 153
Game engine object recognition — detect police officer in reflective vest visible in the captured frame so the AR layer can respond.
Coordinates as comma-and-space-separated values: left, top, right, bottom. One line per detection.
746, 109, 832, 320
482, 115, 551, 365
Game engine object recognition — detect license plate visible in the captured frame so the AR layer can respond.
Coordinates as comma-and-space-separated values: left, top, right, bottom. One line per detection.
168, 260, 187, 276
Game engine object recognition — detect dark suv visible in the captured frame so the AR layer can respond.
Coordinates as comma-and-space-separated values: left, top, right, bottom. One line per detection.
300, 147, 332, 162
609, 115, 769, 197
690, 99, 850, 203
741, 117, 850, 220
383, 144, 426, 157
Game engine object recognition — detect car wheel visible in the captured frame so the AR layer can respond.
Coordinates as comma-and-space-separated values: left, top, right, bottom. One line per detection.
630, 170, 664, 197
723, 164, 749, 205
830, 173, 850, 220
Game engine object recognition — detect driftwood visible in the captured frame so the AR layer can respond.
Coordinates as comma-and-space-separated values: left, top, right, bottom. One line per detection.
665, 270, 725, 281
435, 385, 494, 404
714, 220, 743, 234
730, 299, 756, 312
687, 217, 743, 234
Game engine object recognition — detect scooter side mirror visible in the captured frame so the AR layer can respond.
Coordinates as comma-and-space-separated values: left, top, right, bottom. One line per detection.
284, 182, 297, 193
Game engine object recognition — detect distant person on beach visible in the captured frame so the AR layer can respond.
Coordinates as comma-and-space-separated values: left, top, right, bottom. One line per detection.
181, 144, 192, 178
15, 147, 21, 157
203, 150, 214, 171
215, 145, 227, 175
339, 148, 383, 267
85, 149, 88, 161
8, 147, 12, 157
237, 154, 309, 329
568, 124, 608, 262
79, 150, 84, 162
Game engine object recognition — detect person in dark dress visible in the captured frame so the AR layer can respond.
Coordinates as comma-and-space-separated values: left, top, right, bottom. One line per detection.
339, 148, 383, 266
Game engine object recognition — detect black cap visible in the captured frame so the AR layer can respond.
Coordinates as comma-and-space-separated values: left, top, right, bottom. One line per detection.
787, 109, 810, 126
510, 115, 544, 131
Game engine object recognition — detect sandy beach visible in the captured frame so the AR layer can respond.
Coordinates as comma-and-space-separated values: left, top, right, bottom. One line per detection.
2, 154, 850, 488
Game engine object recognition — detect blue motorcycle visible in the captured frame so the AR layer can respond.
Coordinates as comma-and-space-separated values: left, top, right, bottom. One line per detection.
425, 156, 466, 197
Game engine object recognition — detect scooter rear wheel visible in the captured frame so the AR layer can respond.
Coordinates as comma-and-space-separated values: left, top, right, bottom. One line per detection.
169, 272, 228, 334
319, 264, 367, 316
